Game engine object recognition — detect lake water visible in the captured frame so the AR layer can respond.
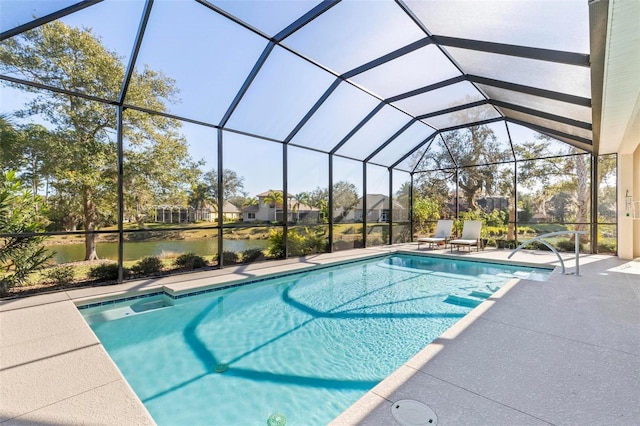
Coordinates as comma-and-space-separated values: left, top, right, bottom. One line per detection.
48, 239, 269, 264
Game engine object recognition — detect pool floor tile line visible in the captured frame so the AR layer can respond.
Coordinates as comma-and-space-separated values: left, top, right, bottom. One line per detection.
0, 246, 638, 425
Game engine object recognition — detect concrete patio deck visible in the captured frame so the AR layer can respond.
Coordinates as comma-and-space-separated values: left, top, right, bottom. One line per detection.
1, 245, 638, 425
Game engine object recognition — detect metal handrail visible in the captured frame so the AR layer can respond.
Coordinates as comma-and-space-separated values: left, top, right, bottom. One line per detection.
507, 230, 587, 275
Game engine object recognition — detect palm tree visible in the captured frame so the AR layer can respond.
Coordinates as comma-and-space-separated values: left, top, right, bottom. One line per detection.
263, 190, 284, 222
292, 192, 311, 223
242, 197, 259, 208
395, 182, 411, 206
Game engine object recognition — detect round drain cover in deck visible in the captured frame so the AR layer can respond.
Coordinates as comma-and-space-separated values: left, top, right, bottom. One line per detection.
391, 400, 437, 426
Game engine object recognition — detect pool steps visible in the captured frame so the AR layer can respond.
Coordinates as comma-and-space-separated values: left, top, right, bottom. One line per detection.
468, 290, 493, 299
444, 290, 494, 308
81, 295, 172, 324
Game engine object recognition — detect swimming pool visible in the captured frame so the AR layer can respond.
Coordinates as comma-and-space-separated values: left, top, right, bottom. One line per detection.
80, 254, 551, 425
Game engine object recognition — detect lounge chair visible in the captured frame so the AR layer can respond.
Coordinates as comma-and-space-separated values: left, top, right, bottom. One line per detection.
417, 220, 453, 249
450, 220, 482, 252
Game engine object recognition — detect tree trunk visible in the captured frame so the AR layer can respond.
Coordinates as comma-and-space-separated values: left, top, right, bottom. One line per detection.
83, 186, 99, 261
574, 154, 589, 243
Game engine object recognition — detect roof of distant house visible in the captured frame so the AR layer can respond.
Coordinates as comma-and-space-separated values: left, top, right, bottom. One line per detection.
222, 201, 240, 213
256, 190, 294, 198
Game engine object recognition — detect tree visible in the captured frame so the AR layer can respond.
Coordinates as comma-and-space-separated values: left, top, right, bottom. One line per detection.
596, 155, 617, 221
241, 196, 259, 208
413, 196, 441, 235
302, 187, 329, 223
188, 183, 211, 211
0, 171, 52, 294
332, 181, 359, 222
413, 169, 453, 222
442, 126, 510, 210
569, 149, 590, 242
226, 194, 254, 211
395, 182, 411, 208
197, 168, 245, 201
291, 192, 306, 222
0, 114, 21, 173
518, 135, 591, 242
124, 126, 202, 221
307, 187, 328, 207
188, 168, 245, 215
551, 191, 572, 222
263, 190, 284, 221
0, 21, 197, 260
1, 119, 57, 202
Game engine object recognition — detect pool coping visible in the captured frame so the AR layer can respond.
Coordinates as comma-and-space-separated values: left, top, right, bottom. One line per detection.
74, 250, 553, 311
3, 245, 636, 425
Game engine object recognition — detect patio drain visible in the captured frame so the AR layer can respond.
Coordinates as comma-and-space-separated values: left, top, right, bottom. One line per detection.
391, 400, 437, 426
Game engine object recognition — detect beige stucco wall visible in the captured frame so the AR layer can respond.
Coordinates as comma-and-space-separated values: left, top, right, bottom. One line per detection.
617, 135, 640, 260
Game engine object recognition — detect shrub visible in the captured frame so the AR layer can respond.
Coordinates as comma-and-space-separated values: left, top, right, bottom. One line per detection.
528, 223, 568, 233
597, 242, 616, 254
241, 248, 264, 263
0, 170, 53, 294
173, 252, 208, 270
131, 256, 163, 276
266, 229, 285, 258
556, 239, 583, 252
287, 231, 307, 256
88, 263, 127, 282
524, 240, 552, 251
367, 236, 384, 246
221, 251, 239, 265
517, 226, 535, 236
496, 239, 517, 249
268, 228, 329, 258
43, 265, 75, 285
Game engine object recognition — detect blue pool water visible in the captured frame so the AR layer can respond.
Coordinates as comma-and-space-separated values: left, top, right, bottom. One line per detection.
81, 254, 551, 425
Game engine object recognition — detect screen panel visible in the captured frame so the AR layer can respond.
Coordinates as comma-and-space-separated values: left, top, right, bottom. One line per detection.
227, 45, 337, 141
405, 0, 589, 53
1, 0, 81, 33
126, 0, 267, 124
283, 0, 424, 74
441, 124, 512, 167
370, 122, 436, 167
392, 81, 485, 117
335, 105, 411, 160
1, 0, 144, 100
478, 84, 592, 124
287, 146, 328, 226
223, 131, 282, 224
508, 123, 585, 159
366, 164, 389, 246
501, 108, 592, 142
413, 136, 455, 171
349, 44, 461, 99
209, 0, 323, 37
332, 156, 363, 250
290, 82, 381, 152
445, 47, 591, 98
421, 104, 501, 130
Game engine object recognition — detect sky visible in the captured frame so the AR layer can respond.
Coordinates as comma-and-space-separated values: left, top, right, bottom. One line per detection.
1, 0, 590, 198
